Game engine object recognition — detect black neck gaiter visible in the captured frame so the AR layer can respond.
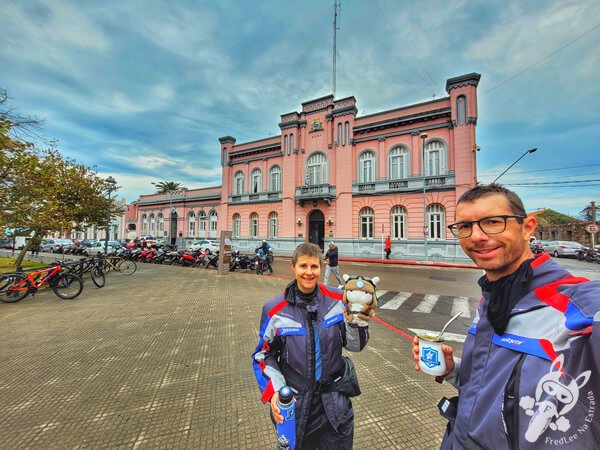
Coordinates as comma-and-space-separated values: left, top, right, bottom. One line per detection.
479, 259, 534, 336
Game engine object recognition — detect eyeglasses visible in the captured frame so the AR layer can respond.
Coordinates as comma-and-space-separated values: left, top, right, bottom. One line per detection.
447, 215, 525, 239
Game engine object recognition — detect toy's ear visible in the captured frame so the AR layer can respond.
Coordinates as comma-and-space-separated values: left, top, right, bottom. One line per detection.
371, 276, 380, 286
342, 274, 350, 282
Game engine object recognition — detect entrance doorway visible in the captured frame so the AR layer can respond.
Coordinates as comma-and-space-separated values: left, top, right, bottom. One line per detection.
170, 210, 178, 245
308, 210, 325, 250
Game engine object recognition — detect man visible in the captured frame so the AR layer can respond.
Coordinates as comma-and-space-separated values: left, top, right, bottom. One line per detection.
324, 241, 343, 286
256, 240, 273, 273
252, 243, 372, 449
412, 183, 600, 449
384, 235, 391, 259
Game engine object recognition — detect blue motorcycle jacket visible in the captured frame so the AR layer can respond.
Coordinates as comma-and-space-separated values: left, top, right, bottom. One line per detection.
252, 281, 369, 447
442, 254, 600, 449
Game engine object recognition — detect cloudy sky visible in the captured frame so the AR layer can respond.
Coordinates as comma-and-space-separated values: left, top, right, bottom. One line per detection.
1, 0, 599, 216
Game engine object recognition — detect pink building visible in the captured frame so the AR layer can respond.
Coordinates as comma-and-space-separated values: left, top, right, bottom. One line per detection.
129, 73, 480, 260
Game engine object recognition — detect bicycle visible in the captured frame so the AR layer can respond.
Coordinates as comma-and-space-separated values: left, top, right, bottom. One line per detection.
101, 255, 137, 275
63, 257, 106, 288
0, 264, 83, 303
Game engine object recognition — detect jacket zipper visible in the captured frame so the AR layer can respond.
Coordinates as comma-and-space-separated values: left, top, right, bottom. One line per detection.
308, 313, 316, 384
504, 353, 526, 450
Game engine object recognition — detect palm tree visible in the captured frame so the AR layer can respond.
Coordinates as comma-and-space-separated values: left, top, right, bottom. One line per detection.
152, 181, 187, 194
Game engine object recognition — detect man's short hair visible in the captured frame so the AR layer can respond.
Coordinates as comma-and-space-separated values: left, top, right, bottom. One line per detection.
457, 183, 527, 217
291, 242, 323, 266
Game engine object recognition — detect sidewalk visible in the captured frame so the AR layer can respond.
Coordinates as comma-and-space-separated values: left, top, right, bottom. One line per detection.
0, 263, 454, 449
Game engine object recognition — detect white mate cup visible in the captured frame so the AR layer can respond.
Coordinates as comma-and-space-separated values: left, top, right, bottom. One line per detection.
418, 335, 446, 376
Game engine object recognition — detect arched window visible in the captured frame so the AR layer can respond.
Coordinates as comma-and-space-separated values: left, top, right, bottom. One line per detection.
358, 150, 376, 182
344, 121, 350, 146
233, 171, 245, 195
209, 210, 218, 237
290, 134, 294, 152
157, 214, 164, 232
198, 211, 207, 237
337, 123, 342, 146
306, 152, 328, 185
457, 95, 467, 126
232, 213, 241, 238
268, 212, 278, 238
427, 204, 446, 240
391, 206, 407, 240
359, 207, 374, 239
142, 214, 148, 234
284, 135, 288, 153
388, 146, 409, 179
269, 165, 281, 191
149, 214, 155, 234
250, 213, 259, 238
187, 212, 196, 237
251, 168, 262, 193
425, 141, 446, 176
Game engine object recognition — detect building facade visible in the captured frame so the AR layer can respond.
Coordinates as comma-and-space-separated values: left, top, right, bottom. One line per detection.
129, 73, 481, 260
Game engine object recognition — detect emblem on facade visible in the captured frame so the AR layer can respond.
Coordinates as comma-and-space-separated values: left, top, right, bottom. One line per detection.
309, 118, 324, 132
420, 347, 441, 369
519, 354, 593, 444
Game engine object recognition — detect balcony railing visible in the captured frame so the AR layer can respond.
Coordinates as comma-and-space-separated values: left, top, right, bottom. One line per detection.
295, 184, 336, 200
353, 173, 455, 195
228, 191, 282, 204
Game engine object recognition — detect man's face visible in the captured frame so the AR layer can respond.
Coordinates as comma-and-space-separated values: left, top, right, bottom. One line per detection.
291, 255, 321, 293
455, 194, 536, 281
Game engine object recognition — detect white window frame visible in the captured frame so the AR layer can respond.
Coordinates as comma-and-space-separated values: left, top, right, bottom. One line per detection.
209, 210, 218, 237
389, 146, 409, 179
187, 212, 196, 237
149, 214, 155, 234
358, 150, 376, 182
359, 207, 374, 239
157, 214, 164, 232
427, 204, 445, 240
269, 165, 281, 192
142, 214, 148, 234
250, 213, 259, 238
232, 214, 241, 238
268, 212, 278, 238
391, 206, 407, 240
198, 211, 207, 237
251, 168, 262, 193
306, 152, 328, 186
425, 141, 446, 176
233, 171, 245, 195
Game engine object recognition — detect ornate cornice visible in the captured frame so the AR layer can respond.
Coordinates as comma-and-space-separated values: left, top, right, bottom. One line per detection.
445, 73, 481, 93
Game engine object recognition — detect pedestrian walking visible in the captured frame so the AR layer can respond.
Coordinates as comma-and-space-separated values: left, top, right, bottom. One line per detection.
324, 241, 343, 286
252, 243, 373, 449
384, 235, 391, 259
411, 183, 600, 448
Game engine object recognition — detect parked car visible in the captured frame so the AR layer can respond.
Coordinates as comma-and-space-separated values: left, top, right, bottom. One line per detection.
139, 235, 158, 246
542, 240, 584, 258
80, 239, 98, 248
0, 238, 13, 249
189, 239, 221, 253
85, 240, 122, 255
39, 239, 74, 252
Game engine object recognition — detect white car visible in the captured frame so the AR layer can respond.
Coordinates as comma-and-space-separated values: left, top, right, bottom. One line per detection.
86, 240, 122, 255
542, 241, 584, 258
189, 239, 220, 254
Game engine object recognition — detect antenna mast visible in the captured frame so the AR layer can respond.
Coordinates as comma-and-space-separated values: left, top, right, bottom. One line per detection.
333, 0, 341, 98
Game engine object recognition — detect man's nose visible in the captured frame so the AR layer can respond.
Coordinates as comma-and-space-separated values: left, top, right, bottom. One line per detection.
470, 222, 489, 241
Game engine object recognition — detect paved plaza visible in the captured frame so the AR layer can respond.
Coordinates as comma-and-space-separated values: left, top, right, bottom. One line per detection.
0, 264, 456, 449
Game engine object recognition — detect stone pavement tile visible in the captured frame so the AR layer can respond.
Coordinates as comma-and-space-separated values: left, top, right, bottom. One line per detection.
0, 264, 456, 449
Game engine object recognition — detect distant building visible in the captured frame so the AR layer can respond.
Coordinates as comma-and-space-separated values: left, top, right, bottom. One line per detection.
129, 73, 481, 259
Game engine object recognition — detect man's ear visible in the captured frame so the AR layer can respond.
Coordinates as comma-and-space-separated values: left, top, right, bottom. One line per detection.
523, 215, 537, 241
290, 261, 295, 272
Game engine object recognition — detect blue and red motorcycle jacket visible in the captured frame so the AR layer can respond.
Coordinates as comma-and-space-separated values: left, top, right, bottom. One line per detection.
442, 254, 600, 449
252, 281, 369, 445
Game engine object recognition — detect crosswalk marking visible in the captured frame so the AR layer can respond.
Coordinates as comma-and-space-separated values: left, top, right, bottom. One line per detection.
380, 292, 412, 310
408, 328, 467, 343
451, 297, 471, 319
376, 290, 388, 298
413, 294, 439, 313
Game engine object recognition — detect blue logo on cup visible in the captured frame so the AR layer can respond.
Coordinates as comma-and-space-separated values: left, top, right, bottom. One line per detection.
420, 347, 441, 369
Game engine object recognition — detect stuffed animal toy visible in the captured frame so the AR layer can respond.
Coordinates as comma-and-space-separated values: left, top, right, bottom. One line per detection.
342, 274, 380, 327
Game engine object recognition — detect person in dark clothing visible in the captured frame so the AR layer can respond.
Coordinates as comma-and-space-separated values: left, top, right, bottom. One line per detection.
324, 241, 343, 286
252, 243, 372, 449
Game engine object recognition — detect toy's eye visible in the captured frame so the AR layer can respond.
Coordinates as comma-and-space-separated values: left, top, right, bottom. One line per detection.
356, 281, 364, 288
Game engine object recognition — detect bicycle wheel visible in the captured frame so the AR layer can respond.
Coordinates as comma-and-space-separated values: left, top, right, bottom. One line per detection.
0, 274, 30, 303
51, 273, 83, 300
91, 267, 106, 288
118, 260, 137, 275
267, 253, 274, 264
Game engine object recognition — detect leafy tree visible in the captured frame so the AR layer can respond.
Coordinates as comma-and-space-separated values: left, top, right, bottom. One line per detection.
1, 89, 116, 269
152, 181, 187, 194
534, 209, 580, 227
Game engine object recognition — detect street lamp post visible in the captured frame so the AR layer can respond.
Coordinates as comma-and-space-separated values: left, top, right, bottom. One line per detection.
421, 133, 428, 262
104, 176, 117, 255
493, 148, 538, 183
